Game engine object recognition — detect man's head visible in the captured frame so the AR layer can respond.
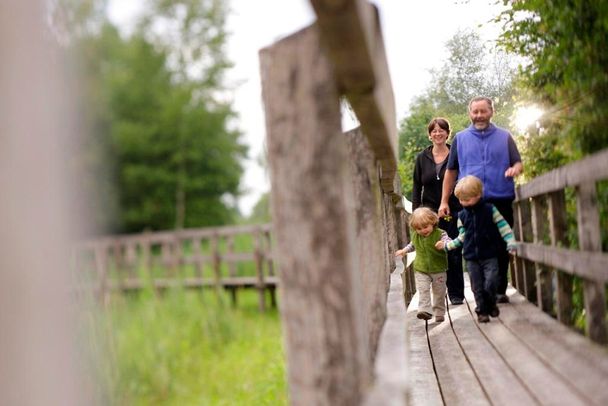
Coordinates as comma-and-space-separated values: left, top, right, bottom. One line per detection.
454, 175, 483, 207
468, 96, 494, 130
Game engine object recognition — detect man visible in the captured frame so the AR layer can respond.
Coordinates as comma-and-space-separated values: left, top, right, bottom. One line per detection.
438, 96, 523, 303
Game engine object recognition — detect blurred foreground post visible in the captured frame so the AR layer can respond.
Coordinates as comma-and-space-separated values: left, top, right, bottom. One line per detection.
0, 1, 88, 404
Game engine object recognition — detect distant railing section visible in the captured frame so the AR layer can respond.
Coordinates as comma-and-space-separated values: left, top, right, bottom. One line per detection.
513, 148, 608, 344
73, 223, 277, 311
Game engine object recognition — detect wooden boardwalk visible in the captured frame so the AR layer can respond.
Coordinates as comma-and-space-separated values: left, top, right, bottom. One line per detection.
405, 263, 608, 406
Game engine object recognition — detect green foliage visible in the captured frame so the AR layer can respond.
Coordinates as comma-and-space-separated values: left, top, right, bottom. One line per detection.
65, 1, 246, 234
247, 192, 271, 224
497, 0, 608, 160
397, 29, 517, 198
85, 289, 286, 405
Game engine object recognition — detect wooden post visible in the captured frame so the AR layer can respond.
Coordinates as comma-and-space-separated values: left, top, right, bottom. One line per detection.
531, 196, 553, 314
576, 181, 607, 343
511, 202, 523, 291
94, 244, 109, 305
548, 190, 573, 325
516, 198, 537, 302
226, 235, 238, 306
211, 235, 223, 304
265, 230, 277, 308
254, 229, 267, 312
260, 25, 371, 405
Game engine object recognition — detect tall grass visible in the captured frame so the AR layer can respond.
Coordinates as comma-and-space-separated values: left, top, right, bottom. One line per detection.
83, 288, 287, 405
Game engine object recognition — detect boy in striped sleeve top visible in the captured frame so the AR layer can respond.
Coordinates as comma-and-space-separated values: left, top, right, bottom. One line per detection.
435, 175, 517, 323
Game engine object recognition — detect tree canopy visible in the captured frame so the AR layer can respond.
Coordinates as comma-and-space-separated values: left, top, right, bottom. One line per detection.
58, 0, 246, 234
497, 0, 608, 175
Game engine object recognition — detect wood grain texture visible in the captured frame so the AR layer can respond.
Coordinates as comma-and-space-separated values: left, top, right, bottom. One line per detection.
260, 25, 371, 405
309, 0, 398, 192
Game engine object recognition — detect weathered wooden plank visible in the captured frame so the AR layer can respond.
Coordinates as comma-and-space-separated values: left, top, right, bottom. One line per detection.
515, 198, 537, 302
530, 196, 553, 313
499, 288, 608, 405
404, 294, 443, 406
448, 298, 537, 405
309, 0, 398, 192
363, 263, 408, 405
547, 190, 574, 325
576, 181, 608, 344
517, 243, 608, 283
427, 304, 489, 405
516, 148, 608, 199
463, 291, 589, 405
260, 25, 371, 405
345, 126, 390, 357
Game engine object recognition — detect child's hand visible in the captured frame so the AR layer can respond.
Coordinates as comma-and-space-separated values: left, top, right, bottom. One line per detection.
507, 244, 518, 256
394, 249, 404, 257
435, 241, 445, 250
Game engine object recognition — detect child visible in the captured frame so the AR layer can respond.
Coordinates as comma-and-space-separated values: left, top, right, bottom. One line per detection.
436, 175, 517, 323
395, 207, 450, 323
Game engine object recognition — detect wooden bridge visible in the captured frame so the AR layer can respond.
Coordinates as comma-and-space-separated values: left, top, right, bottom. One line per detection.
257, 1, 608, 405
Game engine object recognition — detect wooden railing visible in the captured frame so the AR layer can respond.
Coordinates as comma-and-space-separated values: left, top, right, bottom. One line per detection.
73, 224, 277, 311
512, 148, 608, 344
259, 1, 410, 404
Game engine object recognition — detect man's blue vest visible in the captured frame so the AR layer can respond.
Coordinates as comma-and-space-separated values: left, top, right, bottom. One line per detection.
456, 124, 515, 199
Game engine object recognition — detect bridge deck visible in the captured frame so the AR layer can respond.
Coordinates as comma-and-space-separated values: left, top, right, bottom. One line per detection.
406, 273, 608, 406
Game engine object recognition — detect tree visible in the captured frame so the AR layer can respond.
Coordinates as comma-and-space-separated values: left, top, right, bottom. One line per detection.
497, 0, 608, 159
63, 0, 246, 233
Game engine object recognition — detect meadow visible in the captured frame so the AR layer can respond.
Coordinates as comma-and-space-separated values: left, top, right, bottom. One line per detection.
84, 287, 287, 405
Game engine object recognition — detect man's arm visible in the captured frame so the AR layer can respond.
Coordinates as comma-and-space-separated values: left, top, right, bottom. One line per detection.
505, 135, 523, 178
505, 161, 523, 178
439, 169, 458, 217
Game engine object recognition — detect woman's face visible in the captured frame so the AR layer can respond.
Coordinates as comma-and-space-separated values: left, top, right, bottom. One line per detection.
429, 124, 449, 145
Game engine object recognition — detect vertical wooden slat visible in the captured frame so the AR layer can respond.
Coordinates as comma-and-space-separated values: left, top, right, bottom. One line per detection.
512, 201, 523, 291
576, 181, 607, 343
94, 244, 109, 305
226, 235, 238, 306
265, 230, 277, 308
260, 25, 371, 405
517, 198, 537, 302
531, 196, 553, 313
211, 235, 223, 303
254, 229, 267, 312
548, 190, 573, 325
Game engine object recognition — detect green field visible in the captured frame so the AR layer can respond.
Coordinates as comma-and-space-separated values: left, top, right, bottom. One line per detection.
84, 288, 287, 405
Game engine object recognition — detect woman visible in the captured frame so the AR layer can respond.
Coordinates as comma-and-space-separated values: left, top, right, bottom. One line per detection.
412, 117, 464, 304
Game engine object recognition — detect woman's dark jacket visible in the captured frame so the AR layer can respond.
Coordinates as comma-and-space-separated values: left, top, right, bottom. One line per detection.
412, 144, 461, 213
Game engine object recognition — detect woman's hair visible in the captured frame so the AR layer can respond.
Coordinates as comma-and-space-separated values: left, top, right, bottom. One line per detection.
427, 117, 451, 135
409, 207, 439, 229
454, 175, 483, 200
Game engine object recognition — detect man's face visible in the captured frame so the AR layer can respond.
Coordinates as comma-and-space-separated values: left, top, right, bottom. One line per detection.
469, 100, 493, 130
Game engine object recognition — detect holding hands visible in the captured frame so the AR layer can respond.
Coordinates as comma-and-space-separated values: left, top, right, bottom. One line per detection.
435, 240, 446, 250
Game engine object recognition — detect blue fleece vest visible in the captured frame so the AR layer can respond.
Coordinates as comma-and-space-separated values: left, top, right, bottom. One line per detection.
458, 200, 503, 260
456, 124, 515, 199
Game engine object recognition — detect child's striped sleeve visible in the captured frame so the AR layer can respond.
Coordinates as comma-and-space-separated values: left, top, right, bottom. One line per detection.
445, 219, 465, 251
492, 205, 517, 250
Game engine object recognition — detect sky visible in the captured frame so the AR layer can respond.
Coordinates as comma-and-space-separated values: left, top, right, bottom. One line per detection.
108, 0, 505, 216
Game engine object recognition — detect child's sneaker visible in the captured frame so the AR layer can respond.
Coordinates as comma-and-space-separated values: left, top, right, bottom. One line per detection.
477, 314, 490, 323
435, 315, 445, 323
417, 311, 432, 320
